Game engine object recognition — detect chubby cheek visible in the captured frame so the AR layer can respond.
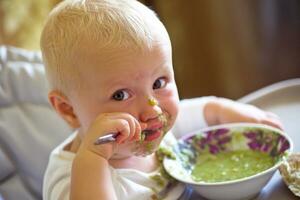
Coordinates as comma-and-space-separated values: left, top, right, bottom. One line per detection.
161, 89, 179, 129
169, 97, 179, 124
79, 110, 96, 131
74, 102, 102, 134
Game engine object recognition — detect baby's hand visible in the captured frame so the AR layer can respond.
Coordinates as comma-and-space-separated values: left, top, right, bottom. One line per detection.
205, 98, 283, 130
78, 113, 142, 160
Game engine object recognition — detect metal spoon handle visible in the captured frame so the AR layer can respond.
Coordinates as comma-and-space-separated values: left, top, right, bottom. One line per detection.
94, 133, 118, 145
94, 130, 151, 145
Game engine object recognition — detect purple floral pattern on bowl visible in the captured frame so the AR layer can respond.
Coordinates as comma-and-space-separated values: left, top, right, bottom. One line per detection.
244, 130, 290, 156
181, 126, 290, 158
185, 128, 231, 154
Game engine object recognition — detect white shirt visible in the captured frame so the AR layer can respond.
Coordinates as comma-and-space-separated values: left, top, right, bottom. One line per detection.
43, 97, 213, 200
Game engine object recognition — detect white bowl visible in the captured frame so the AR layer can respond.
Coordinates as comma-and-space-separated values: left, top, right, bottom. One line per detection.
163, 123, 293, 200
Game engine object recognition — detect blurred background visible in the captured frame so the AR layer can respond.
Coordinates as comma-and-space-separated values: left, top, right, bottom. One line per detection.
1, 0, 299, 99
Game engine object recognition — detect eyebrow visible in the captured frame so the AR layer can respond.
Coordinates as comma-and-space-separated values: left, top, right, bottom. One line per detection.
102, 61, 172, 90
155, 64, 173, 76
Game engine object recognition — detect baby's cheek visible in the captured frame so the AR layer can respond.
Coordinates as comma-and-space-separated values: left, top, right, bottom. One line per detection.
160, 88, 179, 112
166, 98, 179, 123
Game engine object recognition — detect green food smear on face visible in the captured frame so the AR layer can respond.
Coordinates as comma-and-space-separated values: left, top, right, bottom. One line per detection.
140, 132, 146, 142
146, 142, 154, 152
191, 150, 276, 183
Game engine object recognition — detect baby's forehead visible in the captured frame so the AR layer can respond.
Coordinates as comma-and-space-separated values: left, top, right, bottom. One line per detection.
74, 41, 171, 76
74, 34, 171, 64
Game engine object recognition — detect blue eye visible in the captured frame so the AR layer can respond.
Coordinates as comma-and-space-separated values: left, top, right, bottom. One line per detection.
112, 90, 130, 101
153, 77, 166, 90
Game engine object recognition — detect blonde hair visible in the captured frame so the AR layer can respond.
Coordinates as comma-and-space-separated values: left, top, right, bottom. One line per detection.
40, 0, 168, 95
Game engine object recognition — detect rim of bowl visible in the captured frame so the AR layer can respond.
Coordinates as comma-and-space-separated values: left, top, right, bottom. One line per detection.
167, 122, 294, 186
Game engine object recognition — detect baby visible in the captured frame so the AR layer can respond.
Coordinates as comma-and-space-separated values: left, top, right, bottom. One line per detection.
40, 0, 283, 199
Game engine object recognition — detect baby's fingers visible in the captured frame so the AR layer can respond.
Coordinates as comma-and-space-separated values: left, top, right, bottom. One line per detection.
111, 113, 144, 143
262, 112, 284, 130
114, 119, 131, 144
133, 119, 143, 141
114, 114, 141, 143
125, 115, 137, 142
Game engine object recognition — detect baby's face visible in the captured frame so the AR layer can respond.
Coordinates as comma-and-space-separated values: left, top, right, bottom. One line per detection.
70, 38, 179, 158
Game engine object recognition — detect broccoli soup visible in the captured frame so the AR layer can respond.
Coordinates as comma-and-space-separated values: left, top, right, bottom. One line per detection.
191, 150, 275, 183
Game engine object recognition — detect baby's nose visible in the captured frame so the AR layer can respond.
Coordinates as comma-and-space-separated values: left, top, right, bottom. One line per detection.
139, 97, 162, 122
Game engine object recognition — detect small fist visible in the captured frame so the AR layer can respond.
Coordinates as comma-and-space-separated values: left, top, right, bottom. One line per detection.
78, 112, 143, 160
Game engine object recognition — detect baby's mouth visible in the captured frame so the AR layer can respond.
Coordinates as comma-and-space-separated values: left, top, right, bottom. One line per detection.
138, 113, 168, 142
142, 128, 162, 142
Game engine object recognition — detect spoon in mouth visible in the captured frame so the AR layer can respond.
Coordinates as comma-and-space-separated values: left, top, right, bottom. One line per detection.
94, 130, 152, 145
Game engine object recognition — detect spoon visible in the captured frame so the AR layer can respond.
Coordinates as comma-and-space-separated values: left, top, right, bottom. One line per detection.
94, 130, 152, 145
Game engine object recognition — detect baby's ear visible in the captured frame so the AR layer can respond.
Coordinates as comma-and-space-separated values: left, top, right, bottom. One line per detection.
48, 90, 80, 128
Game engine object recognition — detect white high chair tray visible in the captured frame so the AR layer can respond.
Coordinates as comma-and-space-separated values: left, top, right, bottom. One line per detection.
189, 79, 300, 200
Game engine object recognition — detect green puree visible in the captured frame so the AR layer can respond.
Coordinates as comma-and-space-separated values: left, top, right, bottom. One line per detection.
191, 150, 275, 183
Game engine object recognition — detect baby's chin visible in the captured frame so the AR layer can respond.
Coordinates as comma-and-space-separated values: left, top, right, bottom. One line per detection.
111, 136, 163, 158
132, 136, 164, 156
133, 144, 159, 157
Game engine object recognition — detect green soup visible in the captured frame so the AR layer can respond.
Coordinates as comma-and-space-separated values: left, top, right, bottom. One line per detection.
191, 150, 275, 183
